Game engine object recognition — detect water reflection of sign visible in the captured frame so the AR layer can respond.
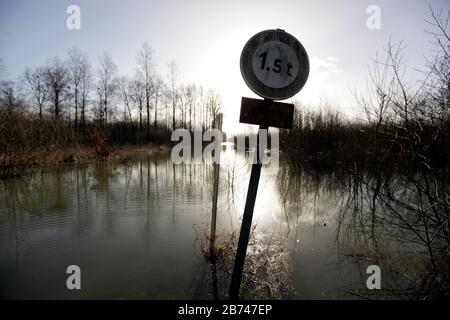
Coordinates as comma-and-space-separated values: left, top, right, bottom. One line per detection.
240, 29, 309, 100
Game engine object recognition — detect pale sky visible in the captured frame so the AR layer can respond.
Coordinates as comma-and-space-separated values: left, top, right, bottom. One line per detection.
1, 0, 449, 133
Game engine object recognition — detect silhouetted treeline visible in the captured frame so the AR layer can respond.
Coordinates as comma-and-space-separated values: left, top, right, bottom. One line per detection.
281, 7, 450, 176
280, 105, 450, 174
0, 43, 222, 174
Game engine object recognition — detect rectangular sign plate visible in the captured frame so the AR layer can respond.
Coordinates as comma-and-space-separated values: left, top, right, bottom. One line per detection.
239, 97, 294, 129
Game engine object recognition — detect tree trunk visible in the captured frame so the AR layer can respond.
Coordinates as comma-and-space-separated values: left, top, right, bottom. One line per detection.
172, 100, 176, 131
189, 103, 192, 131
81, 97, 86, 126
154, 94, 158, 131
139, 102, 143, 133
74, 87, 78, 128
104, 94, 108, 124
54, 90, 59, 120
146, 100, 150, 142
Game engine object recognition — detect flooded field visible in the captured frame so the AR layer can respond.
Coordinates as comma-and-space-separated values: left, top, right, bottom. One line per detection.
0, 149, 432, 299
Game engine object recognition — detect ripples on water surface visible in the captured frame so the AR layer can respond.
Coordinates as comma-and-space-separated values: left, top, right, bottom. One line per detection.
0, 150, 416, 299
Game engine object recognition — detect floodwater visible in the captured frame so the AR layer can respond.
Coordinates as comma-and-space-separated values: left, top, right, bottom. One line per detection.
0, 148, 422, 299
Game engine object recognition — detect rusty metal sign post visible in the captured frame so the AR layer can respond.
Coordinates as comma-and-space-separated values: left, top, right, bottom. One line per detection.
229, 29, 309, 300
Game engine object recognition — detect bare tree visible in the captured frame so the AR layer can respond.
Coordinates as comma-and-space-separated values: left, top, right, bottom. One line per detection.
44, 56, 68, 120
118, 75, 133, 125
197, 85, 206, 130
179, 84, 195, 130
136, 42, 155, 141
130, 72, 145, 133
184, 84, 196, 131
153, 75, 165, 130
0, 79, 17, 112
79, 53, 92, 126
68, 47, 92, 127
23, 67, 48, 120
425, 6, 450, 122
97, 51, 117, 124
68, 48, 81, 127
0, 61, 21, 117
95, 86, 103, 121
167, 60, 179, 130
206, 88, 221, 129
347, 8, 450, 278
178, 86, 186, 128
0, 58, 6, 82
162, 85, 171, 129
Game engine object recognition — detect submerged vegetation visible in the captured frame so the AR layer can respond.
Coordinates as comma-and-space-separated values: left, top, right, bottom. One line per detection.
197, 226, 296, 300
279, 8, 450, 299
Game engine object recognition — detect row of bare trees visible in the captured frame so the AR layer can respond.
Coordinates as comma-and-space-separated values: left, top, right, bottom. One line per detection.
1, 42, 222, 137
0, 43, 222, 177
280, 6, 450, 298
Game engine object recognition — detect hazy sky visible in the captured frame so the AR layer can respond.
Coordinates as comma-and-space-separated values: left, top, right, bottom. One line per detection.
1, 0, 449, 132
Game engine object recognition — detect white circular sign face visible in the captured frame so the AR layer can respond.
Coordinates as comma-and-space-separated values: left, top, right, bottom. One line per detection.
251, 41, 299, 89
240, 29, 309, 100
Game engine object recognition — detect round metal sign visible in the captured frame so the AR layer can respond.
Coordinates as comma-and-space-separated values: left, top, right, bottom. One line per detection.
240, 29, 309, 100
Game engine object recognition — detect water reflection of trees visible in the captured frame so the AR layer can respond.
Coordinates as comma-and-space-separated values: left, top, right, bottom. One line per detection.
0, 155, 216, 265
276, 165, 344, 232
338, 170, 449, 298
275, 162, 450, 299
2, 152, 448, 299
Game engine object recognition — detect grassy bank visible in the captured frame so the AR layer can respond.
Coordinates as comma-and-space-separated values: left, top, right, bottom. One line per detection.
0, 142, 171, 179
0, 107, 174, 178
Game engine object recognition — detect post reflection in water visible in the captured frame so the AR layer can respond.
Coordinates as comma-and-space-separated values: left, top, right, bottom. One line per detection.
0, 149, 435, 299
